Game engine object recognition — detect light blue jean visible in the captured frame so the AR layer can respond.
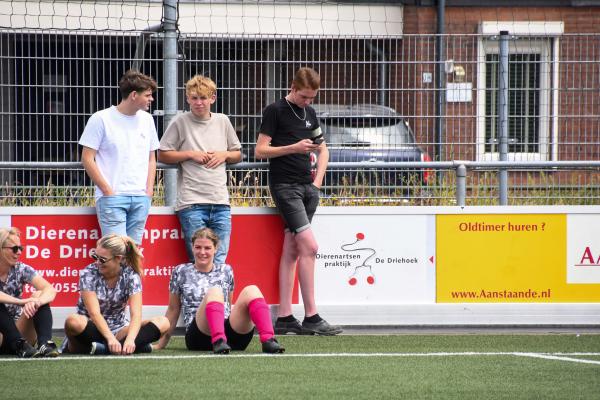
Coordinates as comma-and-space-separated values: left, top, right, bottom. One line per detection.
176, 204, 232, 264
95, 195, 151, 245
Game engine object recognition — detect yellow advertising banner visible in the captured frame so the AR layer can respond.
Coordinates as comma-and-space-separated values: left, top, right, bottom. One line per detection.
437, 214, 600, 302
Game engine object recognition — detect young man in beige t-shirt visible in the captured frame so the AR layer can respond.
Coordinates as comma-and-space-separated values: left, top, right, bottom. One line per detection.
158, 75, 242, 263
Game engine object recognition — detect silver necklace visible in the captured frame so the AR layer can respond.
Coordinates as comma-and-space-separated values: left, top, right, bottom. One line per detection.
285, 97, 306, 121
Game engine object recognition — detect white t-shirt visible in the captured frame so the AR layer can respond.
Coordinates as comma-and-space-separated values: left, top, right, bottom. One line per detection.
79, 106, 159, 199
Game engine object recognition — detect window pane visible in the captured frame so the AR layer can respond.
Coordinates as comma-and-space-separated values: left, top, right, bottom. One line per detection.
485, 53, 540, 154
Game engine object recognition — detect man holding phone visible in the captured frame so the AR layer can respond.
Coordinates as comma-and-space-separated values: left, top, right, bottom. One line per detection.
255, 67, 341, 336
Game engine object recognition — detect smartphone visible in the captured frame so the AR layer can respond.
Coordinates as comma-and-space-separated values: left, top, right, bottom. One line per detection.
312, 134, 324, 145
311, 127, 324, 144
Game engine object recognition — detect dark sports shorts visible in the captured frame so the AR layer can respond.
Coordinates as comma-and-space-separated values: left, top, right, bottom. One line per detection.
185, 318, 254, 351
0, 337, 14, 354
269, 182, 320, 234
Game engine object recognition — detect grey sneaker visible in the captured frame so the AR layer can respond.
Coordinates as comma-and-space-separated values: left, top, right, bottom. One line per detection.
35, 340, 59, 358
15, 338, 37, 358
212, 338, 231, 354
301, 318, 343, 336
90, 342, 109, 355
274, 318, 304, 335
262, 338, 285, 354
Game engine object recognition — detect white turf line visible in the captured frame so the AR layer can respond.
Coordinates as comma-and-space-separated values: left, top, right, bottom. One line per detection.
2, 352, 600, 364
515, 352, 600, 366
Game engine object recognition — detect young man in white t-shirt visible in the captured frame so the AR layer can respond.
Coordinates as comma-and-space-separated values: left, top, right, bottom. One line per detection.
79, 70, 159, 245
158, 75, 241, 263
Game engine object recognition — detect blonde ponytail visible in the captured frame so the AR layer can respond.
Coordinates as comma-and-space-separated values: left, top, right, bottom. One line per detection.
97, 234, 144, 276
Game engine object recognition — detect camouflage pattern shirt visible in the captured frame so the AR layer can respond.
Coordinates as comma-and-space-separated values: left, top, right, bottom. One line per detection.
76, 263, 142, 331
169, 263, 234, 327
0, 262, 37, 320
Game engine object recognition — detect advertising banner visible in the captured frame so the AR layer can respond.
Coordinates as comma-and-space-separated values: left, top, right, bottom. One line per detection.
4, 207, 600, 316
437, 213, 600, 302
12, 213, 285, 306
313, 214, 436, 304
567, 214, 600, 284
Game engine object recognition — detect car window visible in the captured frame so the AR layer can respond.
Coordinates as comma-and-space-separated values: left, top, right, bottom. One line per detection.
319, 116, 416, 146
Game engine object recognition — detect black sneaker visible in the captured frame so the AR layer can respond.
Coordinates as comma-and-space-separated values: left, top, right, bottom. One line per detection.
15, 338, 37, 358
301, 318, 343, 336
35, 340, 59, 358
136, 343, 153, 354
262, 338, 285, 354
274, 318, 304, 335
212, 338, 231, 354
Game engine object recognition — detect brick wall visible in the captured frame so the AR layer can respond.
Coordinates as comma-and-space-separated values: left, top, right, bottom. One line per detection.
395, 6, 600, 162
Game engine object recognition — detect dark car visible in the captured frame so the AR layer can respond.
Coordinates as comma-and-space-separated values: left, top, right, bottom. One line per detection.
311, 104, 432, 188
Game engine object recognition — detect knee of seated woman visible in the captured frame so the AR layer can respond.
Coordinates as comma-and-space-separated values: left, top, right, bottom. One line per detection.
205, 287, 224, 302
239, 285, 262, 299
64, 314, 88, 333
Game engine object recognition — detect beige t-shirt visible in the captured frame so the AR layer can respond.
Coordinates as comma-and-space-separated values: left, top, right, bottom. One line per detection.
159, 112, 241, 210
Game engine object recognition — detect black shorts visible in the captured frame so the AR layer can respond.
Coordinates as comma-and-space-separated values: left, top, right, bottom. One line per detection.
185, 318, 254, 351
270, 182, 320, 233
0, 337, 14, 354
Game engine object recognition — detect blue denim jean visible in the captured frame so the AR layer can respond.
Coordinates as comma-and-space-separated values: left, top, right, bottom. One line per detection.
95, 195, 151, 244
176, 204, 232, 264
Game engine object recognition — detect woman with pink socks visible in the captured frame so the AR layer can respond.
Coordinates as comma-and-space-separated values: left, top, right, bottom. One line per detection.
156, 227, 284, 354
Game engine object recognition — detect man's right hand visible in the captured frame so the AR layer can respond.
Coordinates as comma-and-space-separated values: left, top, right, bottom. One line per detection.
189, 151, 212, 165
295, 139, 320, 155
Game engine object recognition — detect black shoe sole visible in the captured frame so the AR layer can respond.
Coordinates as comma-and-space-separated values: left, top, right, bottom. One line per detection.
301, 327, 343, 336
274, 323, 311, 335
274, 328, 305, 335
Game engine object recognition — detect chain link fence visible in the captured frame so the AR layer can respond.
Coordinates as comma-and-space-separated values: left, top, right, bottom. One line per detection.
0, 1, 599, 206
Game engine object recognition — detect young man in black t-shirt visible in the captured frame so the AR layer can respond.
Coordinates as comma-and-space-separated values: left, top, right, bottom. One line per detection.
255, 67, 342, 336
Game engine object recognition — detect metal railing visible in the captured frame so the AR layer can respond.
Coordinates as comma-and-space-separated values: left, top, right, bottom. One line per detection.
2, 161, 600, 207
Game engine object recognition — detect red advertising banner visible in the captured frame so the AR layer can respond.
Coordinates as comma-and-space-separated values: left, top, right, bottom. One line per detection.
13, 213, 292, 306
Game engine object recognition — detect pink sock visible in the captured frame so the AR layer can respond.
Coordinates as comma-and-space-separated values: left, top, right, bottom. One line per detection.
205, 301, 226, 344
248, 298, 274, 343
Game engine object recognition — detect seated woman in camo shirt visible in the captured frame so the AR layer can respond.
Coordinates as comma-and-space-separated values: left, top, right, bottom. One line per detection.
156, 227, 284, 354
63, 234, 169, 355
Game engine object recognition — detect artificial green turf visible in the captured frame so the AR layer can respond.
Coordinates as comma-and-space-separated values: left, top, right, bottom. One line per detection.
2, 334, 599, 400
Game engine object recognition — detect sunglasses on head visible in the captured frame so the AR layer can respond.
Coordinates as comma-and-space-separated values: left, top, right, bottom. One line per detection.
3, 245, 23, 254
90, 250, 115, 264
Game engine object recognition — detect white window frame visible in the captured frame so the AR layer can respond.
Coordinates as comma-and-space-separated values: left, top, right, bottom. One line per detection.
476, 22, 563, 161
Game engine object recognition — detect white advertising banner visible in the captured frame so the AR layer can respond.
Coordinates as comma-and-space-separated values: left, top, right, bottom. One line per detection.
567, 214, 600, 283
312, 213, 436, 304
0, 214, 10, 228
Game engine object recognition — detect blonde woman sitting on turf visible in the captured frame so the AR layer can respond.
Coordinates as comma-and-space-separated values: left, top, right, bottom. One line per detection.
63, 234, 169, 355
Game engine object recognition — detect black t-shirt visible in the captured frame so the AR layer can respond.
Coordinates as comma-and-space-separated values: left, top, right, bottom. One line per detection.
259, 98, 320, 184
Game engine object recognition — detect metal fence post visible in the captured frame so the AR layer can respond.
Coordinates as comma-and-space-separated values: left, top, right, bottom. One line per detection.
162, 0, 178, 207
456, 163, 466, 207
435, 0, 446, 168
498, 30, 509, 205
